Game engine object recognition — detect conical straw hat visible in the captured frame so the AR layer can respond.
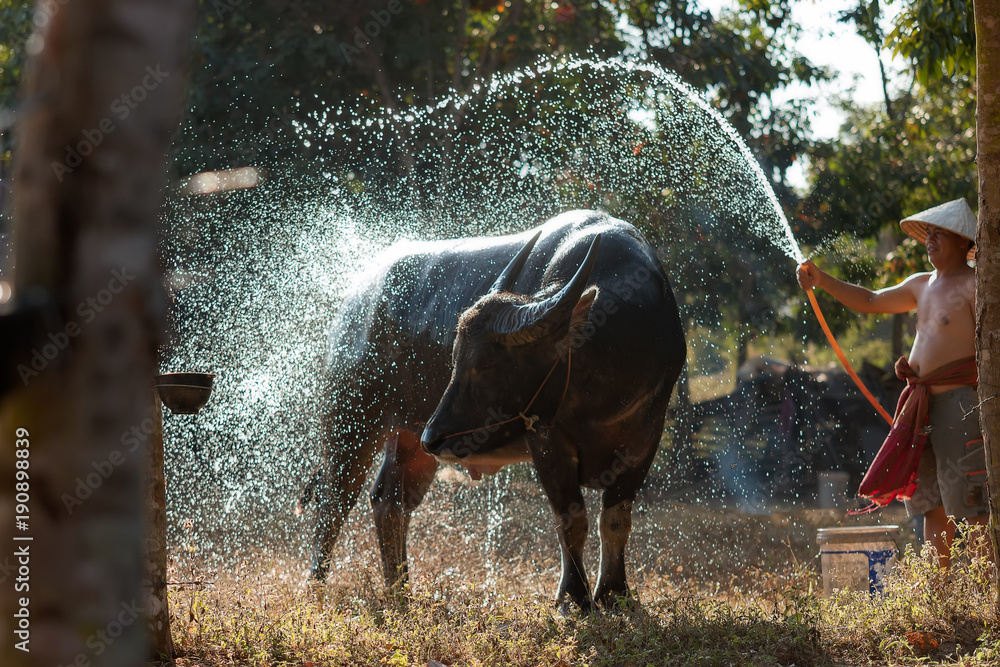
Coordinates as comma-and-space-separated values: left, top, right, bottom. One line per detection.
899, 198, 977, 261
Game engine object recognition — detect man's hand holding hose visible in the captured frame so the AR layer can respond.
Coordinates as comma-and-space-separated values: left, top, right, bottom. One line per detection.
796, 260, 822, 291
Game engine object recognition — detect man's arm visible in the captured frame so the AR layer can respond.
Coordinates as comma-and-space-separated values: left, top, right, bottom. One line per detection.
796, 260, 925, 314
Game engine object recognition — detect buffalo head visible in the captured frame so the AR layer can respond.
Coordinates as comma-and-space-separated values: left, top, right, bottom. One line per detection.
420, 232, 601, 467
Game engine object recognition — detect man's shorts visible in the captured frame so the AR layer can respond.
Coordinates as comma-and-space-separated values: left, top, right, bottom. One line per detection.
905, 386, 989, 519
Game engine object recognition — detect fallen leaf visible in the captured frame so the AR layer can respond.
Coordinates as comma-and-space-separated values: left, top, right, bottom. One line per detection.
905, 631, 940, 652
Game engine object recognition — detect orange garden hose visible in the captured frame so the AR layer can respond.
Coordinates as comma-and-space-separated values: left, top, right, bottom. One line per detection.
806, 288, 894, 426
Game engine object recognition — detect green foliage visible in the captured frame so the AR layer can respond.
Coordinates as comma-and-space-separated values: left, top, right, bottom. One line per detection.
0, 0, 32, 110
0, 0, 31, 225
839, 0, 886, 50
887, 0, 975, 86
787, 71, 975, 345
179, 0, 625, 172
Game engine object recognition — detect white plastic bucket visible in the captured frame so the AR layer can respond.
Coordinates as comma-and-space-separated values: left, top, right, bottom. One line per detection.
817, 471, 851, 509
816, 525, 901, 596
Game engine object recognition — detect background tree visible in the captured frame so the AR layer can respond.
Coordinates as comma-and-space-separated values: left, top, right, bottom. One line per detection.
0, 0, 32, 218
0, 1, 192, 665
973, 0, 1000, 594
179, 0, 625, 173
891, 0, 975, 86
839, 0, 897, 118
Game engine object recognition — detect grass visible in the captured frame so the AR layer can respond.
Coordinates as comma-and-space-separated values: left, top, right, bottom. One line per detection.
820, 528, 999, 665
166, 563, 823, 666
159, 475, 999, 667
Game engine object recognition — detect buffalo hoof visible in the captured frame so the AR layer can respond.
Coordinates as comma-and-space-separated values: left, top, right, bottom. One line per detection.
556, 593, 594, 615
596, 590, 639, 613
309, 553, 331, 583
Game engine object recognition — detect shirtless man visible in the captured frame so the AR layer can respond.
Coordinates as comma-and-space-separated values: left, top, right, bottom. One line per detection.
797, 199, 988, 567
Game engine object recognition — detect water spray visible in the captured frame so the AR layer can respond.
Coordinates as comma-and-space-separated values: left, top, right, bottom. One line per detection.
164, 53, 897, 558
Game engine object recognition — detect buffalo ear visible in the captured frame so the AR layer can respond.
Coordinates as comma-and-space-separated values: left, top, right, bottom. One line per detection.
564, 286, 599, 343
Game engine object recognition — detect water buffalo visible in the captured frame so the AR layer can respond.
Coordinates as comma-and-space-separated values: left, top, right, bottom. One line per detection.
299, 210, 686, 610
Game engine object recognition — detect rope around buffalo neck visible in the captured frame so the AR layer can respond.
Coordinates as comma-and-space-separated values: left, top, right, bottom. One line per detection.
437, 348, 572, 440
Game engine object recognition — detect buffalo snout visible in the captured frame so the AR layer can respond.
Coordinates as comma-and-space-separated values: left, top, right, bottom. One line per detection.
419, 427, 442, 454
420, 425, 464, 457
421, 426, 479, 460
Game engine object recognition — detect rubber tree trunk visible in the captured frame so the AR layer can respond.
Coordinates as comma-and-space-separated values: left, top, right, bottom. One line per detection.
975, 0, 1000, 604
0, 1, 191, 665
146, 396, 174, 659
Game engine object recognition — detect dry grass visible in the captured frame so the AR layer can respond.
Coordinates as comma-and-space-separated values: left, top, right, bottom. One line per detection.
165, 562, 823, 667
161, 474, 998, 666
820, 527, 999, 665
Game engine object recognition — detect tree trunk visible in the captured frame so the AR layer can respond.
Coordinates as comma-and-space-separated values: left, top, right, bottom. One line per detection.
0, 1, 191, 665
974, 0, 1000, 605
145, 396, 174, 660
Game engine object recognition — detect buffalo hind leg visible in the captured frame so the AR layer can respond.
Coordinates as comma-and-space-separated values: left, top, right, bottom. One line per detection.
309, 441, 380, 581
371, 430, 438, 589
594, 446, 654, 609
529, 432, 593, 612
594, 494, 635, 608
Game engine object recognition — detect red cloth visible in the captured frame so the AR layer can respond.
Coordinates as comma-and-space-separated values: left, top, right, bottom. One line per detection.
856, 355, 978, 510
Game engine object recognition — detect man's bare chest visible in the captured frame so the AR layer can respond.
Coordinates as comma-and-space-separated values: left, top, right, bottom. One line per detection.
916, 278, 973, 331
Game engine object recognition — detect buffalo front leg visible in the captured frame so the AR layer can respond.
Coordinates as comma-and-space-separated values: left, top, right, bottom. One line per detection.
529, 433, 592, 612
371, 430, 438, 589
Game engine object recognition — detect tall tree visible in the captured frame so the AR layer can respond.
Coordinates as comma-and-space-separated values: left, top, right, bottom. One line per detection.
0, 1, 191, 665
974, 0, 1000, 596
838, 0, 896, 118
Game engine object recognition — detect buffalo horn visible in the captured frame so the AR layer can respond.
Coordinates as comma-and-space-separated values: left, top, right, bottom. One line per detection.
492, 234, 602, 345
489, 229, 543, 294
